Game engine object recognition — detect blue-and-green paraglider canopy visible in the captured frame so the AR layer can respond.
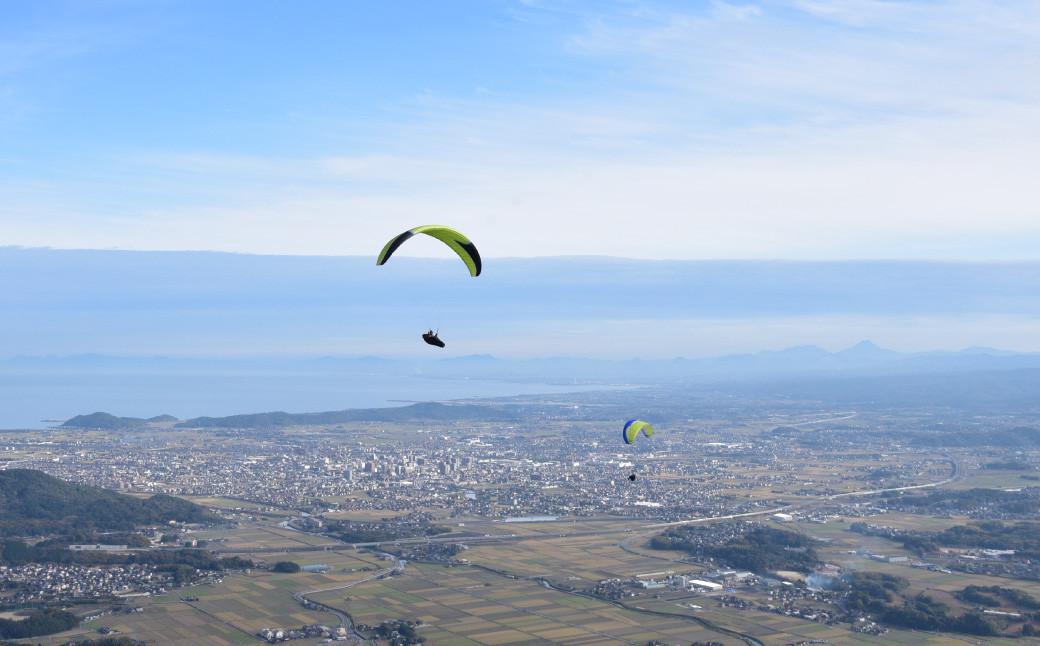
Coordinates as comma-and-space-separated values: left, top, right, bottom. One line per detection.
376, 225, 481, 277
622, 420, 653, 445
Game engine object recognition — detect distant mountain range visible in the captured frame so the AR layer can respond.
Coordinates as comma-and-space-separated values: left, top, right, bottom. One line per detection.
11, 340, 1040, 385
180, 401, 530, 429
60, 402, 522, 430
48, 341, 1040, 429
394, 340, 1040, 381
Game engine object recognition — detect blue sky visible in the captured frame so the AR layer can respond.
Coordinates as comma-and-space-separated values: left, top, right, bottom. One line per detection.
3, 1, 1039, 260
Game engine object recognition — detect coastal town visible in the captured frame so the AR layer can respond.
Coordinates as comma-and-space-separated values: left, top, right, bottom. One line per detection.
2, 389, 1039, 644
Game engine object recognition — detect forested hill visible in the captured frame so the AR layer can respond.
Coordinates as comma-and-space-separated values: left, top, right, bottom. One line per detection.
0, 469, 215, 537
175, 401, 523, 429
62, 411, 177, 430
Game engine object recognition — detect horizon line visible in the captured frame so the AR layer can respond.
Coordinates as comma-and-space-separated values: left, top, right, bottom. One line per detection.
4, 245, 1040, 264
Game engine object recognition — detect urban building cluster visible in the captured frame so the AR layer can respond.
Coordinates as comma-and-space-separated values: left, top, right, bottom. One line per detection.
0, 563, 167, 603
0, 414, 949, 526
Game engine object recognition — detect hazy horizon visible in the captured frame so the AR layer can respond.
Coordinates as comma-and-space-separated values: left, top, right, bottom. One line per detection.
1, 338, 1035, 362
3, 247, 1040, 360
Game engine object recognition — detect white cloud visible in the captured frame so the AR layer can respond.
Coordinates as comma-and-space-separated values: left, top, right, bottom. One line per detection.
2, 1, 1039, 259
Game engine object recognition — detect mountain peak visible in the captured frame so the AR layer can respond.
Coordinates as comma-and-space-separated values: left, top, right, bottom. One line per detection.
837, 341, 902, 360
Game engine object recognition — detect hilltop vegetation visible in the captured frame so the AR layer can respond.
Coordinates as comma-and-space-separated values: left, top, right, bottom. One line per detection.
955, 585, 1040, 610
0, 609, 78, 640
0, 469, 216, 536
62, 412, 176, 430
60, 402, 534, 432
908, 425, 1040, 449
648, 523, 820, 574
175, 401, 523, 429
840, 573, 1040, 636
326, 519, 453, 544
879, 488, 1040, 518
853, 520, 1040, 559
0, 536, 250, 571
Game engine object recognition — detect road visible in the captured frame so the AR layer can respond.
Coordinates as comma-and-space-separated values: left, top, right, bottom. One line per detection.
291, 555, 405, 643
621, 454, 959, 560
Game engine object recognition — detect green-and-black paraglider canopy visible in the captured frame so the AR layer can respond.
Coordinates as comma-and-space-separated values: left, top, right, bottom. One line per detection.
377, 225, 481, 347
377, 225, 481, 277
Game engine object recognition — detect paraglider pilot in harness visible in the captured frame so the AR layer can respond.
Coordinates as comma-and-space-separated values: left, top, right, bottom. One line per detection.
376, 225, 480, 350
622, 420, 652, 483
422, 330, 445, 348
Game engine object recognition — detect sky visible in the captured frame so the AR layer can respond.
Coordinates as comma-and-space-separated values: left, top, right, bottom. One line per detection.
2, 0, 1039, 260
3, 249, 1040, 358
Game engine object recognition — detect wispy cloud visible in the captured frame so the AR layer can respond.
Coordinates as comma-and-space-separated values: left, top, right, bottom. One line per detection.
1, 1, 1038, 259
569, 1, 1040, 119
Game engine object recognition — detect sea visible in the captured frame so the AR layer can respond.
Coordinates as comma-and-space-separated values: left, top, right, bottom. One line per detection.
0, 367, 601, 430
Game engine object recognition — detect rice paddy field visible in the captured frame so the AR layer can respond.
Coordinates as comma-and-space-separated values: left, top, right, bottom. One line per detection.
313, 562, 747, 646
22, 509, 1025, 646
